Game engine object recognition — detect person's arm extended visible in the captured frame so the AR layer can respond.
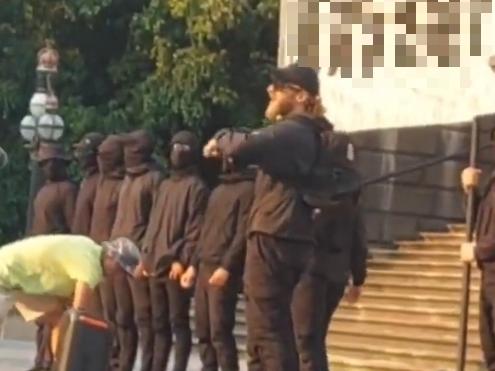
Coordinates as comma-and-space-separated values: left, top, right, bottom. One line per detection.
226, 120, 316, 178
72, 281, 94, 311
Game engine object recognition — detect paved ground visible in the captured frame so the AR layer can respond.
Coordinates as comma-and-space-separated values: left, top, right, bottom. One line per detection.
0, 315, 250, 370
0, 339, 250, 371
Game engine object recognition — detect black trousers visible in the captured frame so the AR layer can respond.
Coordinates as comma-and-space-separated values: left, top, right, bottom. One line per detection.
149, 277, 192, 371
480, 275, 495, 371
244, 234, 312, 371
129, 277, 154, 371
292, 274, 345, 371
96, 276, 121, 370
114, 271, 138, 371
195, 263, 240, 371
34, 323, 52, 368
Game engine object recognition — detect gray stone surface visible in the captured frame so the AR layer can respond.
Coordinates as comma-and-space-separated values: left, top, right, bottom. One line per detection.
351, 117, 495, 245
0, 339, 248, 371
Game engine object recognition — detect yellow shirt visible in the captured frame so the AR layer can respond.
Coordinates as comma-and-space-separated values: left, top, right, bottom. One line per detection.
0, 235, 103, 298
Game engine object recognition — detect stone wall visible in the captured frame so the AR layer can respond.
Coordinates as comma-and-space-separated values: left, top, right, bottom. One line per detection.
352, 113, 495, 246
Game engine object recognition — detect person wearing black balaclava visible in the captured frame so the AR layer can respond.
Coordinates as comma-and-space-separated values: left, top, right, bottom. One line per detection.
89, 134, 126, 370
140, 130, 209, 371
30, 142, 78, 371
110, 129, 163, 371
72, 132, 105, 235
180, 128, 255, 371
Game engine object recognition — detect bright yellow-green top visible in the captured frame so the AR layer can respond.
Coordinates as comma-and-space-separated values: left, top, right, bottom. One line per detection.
0, 234, 103, 298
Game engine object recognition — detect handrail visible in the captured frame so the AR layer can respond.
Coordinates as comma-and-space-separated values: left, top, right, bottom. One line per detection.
362, 142, 493, 187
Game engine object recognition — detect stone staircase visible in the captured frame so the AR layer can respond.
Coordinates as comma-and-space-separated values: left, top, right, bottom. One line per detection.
328, 224, 484, 371
191, 225, 484, 371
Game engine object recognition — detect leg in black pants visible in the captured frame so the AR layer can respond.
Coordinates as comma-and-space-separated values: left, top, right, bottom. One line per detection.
34, 323, 52, 370
149, 278, 173, 371
114, 271, 138, 371
480, 277, 495, 371
100, 276, 121, 370
166, 279, 193, 371
244, 234, 312, 371
318, 283, 345, 371
195, 265, 218, 371
196, 264, 240, 371
291, 273, 327, 371
129, 277, 154, 371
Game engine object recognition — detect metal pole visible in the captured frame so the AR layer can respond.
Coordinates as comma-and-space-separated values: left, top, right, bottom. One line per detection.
456, 117, 479, 371
24, 140, 44, 235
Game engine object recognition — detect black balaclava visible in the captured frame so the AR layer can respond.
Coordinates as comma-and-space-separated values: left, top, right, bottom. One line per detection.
169, 130, 200, 171
40, 158, 69, 182
73, 132, 105, 176
98, 135, 125, 177
124, 130, 155, 170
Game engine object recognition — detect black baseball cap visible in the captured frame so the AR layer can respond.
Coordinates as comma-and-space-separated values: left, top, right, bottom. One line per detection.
271, 63, 320, 96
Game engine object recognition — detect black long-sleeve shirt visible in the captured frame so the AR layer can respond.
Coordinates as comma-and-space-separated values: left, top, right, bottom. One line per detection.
191, 170, 255, 275
142, 171, 209, 277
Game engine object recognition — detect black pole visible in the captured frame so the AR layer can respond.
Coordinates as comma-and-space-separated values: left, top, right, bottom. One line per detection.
24, 140, 44, 235
456, 118, 479, 371
362, 142, 492, 187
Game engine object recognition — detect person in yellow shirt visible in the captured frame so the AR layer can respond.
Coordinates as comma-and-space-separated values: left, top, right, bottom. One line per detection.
0, 234, 141, 359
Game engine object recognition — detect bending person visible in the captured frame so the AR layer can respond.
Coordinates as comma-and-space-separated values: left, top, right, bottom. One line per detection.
0, 235, 141, 358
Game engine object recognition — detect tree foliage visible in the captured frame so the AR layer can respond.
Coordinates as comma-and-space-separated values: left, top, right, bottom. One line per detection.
0, 0, 279, 243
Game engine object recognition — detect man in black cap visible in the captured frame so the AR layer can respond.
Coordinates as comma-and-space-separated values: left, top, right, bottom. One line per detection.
30, 142, 78, 371
72, 132, 105, 236
204, 63, 327, 371
140, 130, 209, 371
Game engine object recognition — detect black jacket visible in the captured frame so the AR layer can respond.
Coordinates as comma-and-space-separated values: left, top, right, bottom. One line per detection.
474, 177, 495, 273
142, 170, 209, 276
191, 169, 255, 274
309, 198, 368, 286
226, 114, 319, 243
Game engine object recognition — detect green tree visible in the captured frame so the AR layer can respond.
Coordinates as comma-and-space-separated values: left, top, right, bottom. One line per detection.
0, 0, 279, 244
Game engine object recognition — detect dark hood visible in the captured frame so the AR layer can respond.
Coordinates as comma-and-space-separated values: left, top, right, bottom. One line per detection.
124, 129, 155, 172
98, 134, 125, 178
169, 130, 200, 173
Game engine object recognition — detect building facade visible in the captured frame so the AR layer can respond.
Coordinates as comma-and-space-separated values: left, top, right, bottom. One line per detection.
278, 0, 495, 244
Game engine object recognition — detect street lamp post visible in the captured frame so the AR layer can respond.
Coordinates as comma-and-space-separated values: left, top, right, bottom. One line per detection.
20, 42, 65, 234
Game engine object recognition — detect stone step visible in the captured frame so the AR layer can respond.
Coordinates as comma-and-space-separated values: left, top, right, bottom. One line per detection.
332, 311, 479, 335
329, 354, 438, 371
421, 231, 467, 242
369, 258, 473, 274
359, 289, 480, 309
329, 332, 480, 361
398, 240, 462, 252
337, 301, 478, 322
365, 276, 480, 297
448, 224, 467, 233
371, 248, 461, 262
327, 340, 482, 371
329, 321, 481, 351
367, 268, 480, 287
